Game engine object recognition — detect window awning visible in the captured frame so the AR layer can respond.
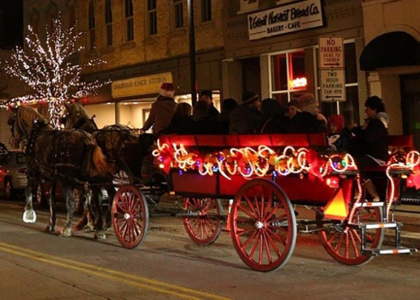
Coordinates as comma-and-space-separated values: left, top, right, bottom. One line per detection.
360, 32, 420, 71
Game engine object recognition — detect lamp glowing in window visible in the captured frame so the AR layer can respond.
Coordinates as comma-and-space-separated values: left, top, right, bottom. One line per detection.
291, 77, 307, 89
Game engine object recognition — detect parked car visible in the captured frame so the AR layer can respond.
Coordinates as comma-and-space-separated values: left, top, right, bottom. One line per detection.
0, 149, 28, 199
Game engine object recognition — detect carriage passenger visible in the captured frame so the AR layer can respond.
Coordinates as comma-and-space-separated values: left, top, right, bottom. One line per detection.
287, 93, 327, 134
160, 103, 194, 135
199, 90, 220, 118
229, 91, 262, 134
260, 98, 288, 133
141, 83, 177, 135
349, 96, 389, 201
327, 114, 352, 152
192, 100, 218, 134
217, 98, 238, 134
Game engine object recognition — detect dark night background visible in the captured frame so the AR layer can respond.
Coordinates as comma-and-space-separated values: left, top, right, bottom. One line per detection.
0, 0, 23, 48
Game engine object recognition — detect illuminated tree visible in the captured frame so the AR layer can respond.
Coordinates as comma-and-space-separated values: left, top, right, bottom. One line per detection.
3, 15, 109, 129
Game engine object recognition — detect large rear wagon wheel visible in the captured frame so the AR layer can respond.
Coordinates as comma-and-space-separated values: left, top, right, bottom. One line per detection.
317, 205, 384, 265
183, 198, 223, 246
230, 179, 297, 272
112, 185, 149, 249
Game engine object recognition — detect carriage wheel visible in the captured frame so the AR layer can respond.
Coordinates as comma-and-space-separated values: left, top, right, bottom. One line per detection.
317, 205, 384, 265
112, 185, 149, 249
183, 198, 223, 246
230, 179, 297, 272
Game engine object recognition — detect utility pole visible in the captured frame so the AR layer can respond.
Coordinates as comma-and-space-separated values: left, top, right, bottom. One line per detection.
187, 0, 197, 106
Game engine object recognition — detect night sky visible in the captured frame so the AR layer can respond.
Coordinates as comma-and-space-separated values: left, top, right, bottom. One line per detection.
0, 0, 23, 48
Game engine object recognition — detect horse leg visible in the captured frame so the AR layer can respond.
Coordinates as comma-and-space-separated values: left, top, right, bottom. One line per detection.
45, 180, 58, 233
91, 187, 106, 240
23, 178, 37, 223
61, 182, 75, 237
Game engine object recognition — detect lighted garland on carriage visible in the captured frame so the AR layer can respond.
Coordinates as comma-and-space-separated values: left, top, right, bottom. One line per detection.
152, 139, 358, 179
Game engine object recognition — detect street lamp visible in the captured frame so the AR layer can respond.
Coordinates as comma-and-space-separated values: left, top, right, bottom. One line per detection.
187, 0, 197, 106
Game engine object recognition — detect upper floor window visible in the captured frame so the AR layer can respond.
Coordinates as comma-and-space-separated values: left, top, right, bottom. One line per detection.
88, 0, 96, 50
201, 0, 212, 22
125, 0, 134, 41
173, 0, 184, 29
148, 0, 157, 36
105, 0, 113, 45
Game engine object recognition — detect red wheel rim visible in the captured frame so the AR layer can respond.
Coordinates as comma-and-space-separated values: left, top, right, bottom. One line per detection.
112, 185, 149, 249
230, 179, 296, 272
183, 198, 223, 246
318, 206, 383, 265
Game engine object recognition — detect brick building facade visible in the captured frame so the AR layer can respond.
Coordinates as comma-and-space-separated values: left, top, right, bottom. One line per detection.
20, 0, 375, 134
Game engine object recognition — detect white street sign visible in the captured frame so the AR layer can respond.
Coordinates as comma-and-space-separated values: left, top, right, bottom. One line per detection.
319, 37, 344, 69
320, 69, 346, 102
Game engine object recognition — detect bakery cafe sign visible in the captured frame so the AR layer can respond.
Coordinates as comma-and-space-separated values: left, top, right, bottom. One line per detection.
248, 0, 323, 41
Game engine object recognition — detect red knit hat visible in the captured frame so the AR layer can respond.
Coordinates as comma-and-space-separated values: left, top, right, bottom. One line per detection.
159, 83, 175, 98
328, 114, 344, 133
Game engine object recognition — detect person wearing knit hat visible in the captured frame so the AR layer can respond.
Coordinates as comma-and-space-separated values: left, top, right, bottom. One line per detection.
286, 100, 300, 119
141, 82, 177, 134
327, 114, 351, 152
199, 90, 220, 117
288, 93, 327, 133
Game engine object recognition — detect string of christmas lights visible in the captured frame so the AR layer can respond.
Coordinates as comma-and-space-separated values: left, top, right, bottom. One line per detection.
3, 14, 110, 129
152, 140, 358, 180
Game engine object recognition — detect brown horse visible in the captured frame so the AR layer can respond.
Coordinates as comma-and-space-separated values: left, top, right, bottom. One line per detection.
8, 105, 115, 238
60, 102, 141, 183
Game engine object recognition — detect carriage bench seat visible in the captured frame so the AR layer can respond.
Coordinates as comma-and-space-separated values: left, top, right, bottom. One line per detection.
159, 133, 328, 148
363, 135, 414, 174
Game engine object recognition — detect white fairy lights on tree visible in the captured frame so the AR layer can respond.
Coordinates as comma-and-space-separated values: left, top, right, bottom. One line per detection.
4, 15, 110, 129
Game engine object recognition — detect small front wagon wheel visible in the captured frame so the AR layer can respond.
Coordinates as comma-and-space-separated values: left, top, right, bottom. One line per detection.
230, 179, 297, 272
112, 185, 149, 249
183, 198, 223, 246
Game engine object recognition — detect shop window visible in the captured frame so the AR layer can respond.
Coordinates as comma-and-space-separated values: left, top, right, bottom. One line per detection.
270, 50, 307, 107
173, 0, 185, 29
148, 0, 157, 36
201, 0, 212, 22
125, 0, 134, 41
105, 0, 113, 45
88, 0, 95, 50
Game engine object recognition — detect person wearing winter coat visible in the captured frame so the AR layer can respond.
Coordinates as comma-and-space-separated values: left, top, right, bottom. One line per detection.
288, 93, 327, 133
350, 96, 389, 201
229, 91, 262, 134
141, 83, 177, 135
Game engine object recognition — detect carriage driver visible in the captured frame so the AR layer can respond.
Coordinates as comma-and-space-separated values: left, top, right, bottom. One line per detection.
141, 83, 177, 135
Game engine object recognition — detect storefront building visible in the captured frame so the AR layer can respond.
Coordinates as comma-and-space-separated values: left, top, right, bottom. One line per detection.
223, 0, 368, 126
360, 0, 420, 148
24, 0, 224, 129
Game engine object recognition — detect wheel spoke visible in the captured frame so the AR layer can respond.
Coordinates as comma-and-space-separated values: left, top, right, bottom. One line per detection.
349, 229, 360, 257
238, 204, 257, 220
243, 195, 258, 218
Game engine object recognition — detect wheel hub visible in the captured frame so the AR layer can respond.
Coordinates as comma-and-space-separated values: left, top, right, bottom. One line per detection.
255, 220, 265, 230
124, 213, 131, 220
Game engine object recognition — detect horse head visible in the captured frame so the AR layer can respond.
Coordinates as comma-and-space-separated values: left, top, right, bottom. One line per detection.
60, 102, 98, 133
8, 106, 49, 146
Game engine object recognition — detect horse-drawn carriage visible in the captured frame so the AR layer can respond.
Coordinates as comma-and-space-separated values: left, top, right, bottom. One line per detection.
8, 103, 420, 272
112, 132, 419, 272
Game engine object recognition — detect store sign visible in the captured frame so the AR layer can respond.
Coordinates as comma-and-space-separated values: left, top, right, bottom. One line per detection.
320, 69, 346, 102
247, 0, 323, 41
112, 72, 173, 98
319, 37, 344, 68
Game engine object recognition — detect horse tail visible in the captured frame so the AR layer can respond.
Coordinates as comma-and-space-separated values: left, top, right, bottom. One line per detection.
91, 145, 112, 177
